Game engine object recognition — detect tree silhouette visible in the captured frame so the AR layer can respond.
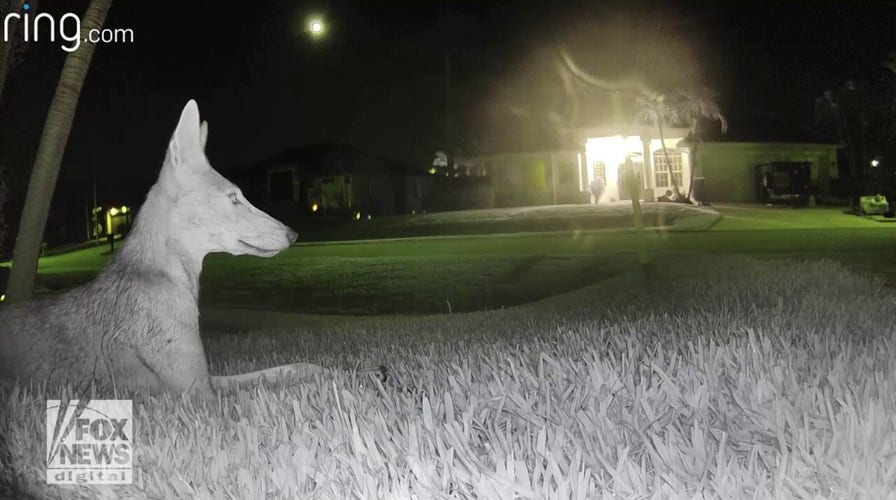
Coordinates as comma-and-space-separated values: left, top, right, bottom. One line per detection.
5, 0, 114, 302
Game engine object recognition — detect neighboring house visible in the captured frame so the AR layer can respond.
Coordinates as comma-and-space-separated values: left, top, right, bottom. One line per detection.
682, 112, 841, 203
689, 142, 839, 203
227, 142, 432, 216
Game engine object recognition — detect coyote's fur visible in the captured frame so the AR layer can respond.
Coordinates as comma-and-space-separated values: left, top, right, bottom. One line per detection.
0, 100, 324, 397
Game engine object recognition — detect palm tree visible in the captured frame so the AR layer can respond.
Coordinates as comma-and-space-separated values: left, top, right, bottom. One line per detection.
558, 48, 653, 264
636, 89, 727, 202
557, 46, 726, 263
0, 0, 27, 104
5, 0, 113, 303
0, 167, 7, 250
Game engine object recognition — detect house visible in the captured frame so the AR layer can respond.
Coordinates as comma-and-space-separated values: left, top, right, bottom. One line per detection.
226, 142, 433, 216
684, 114, 841, 203
463, 111, 840, 207
689, 142, 839, 203
461, 125, 692, 208
580, 125, 840, 205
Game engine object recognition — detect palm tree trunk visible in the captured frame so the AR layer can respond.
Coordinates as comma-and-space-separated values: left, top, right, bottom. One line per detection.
5, 0, 113, 303
0, 0, 26, 104
686, 140, 698, 201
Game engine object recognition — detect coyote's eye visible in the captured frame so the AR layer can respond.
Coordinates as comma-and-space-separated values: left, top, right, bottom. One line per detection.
229, 192, 242, 205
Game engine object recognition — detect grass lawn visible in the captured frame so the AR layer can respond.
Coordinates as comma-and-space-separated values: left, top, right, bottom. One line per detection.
3, 254, 895, 498
3, 205, 896, 497
709, 203, 886, 230
9, 203, 894, 315
286, 202, 720, 242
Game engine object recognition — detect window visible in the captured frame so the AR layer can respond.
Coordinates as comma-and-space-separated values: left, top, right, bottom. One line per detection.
592, 161, 606, 181
653, 150, 683, 188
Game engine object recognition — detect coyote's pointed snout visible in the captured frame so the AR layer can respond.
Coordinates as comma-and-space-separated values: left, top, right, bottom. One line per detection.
236, 225, 296, 257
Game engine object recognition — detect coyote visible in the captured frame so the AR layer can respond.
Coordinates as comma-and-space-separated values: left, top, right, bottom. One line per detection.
0, 100, 326, 397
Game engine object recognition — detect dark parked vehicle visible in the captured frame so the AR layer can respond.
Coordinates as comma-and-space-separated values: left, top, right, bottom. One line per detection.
755, 162, 812, 206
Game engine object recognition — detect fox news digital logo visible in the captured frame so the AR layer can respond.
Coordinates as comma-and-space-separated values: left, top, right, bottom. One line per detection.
46, 399, 133, 484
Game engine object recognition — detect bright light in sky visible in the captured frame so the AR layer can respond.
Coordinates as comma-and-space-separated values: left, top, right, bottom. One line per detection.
308, 17, 326, 38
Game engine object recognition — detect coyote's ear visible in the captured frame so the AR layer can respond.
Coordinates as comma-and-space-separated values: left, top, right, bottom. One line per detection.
168, 99, 203, 163
199, 120, 209, 150
159, 100, 205, 196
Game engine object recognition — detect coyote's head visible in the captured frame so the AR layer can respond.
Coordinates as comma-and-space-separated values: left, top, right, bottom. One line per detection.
152, 100, 297, 258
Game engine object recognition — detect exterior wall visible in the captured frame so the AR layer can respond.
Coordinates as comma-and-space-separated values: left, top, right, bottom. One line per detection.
396, 176, 429, 214
475, 150, 584, 208
365, 175, 397, 215
311, 173, 429, 216
693, 142, 840, 203
266, 166, 300, 203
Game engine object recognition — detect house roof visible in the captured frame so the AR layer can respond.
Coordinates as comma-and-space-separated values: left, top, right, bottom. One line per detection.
225, 141, 427, 178
261, 141, 363, 167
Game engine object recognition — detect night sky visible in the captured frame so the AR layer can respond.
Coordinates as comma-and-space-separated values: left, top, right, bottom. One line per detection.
0, 0, 894, 229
